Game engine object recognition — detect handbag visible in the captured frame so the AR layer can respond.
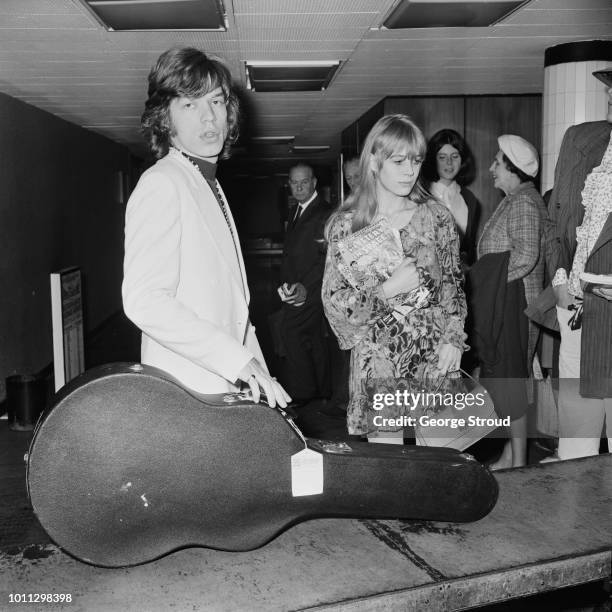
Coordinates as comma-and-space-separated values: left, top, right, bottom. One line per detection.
414, 369, 498, 451
533, 355, 559, 438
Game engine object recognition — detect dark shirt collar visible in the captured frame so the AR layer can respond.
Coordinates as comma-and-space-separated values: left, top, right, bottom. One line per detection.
173, 147, 217, 181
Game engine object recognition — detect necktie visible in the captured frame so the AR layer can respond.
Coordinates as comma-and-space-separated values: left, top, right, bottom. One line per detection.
293, 205, 303, 224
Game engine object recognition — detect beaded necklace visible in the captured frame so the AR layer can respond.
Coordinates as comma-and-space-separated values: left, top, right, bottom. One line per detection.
173, 147, 246, 297
172, 147, 235, 236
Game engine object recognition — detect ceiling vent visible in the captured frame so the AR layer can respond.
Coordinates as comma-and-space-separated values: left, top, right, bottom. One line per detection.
80, 0, 227, 31
245, 61, 341, 93
382, 0, 532, 29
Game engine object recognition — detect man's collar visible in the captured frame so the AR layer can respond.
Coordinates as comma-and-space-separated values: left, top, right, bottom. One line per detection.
297, 190, 318, 210
172, 147, 217, 181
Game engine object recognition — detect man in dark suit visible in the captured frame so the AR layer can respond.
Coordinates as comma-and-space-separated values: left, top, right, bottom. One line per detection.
277, 163, 332, 402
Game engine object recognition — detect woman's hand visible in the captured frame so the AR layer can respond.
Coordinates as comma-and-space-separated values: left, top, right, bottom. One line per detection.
435, 343, 462, 375
238, 358, 292, 408
382, 258, 420, 299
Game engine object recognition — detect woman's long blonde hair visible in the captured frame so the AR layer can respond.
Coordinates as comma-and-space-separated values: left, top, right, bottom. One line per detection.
327, 114, 430, 238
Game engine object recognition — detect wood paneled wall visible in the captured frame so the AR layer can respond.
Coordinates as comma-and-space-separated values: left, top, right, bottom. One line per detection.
341, 94, 542, 235
465, 96, 542, 224
384, 96, 464, 141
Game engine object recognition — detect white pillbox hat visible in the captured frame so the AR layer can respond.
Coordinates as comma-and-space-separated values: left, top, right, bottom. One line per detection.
497, 134, 539, 177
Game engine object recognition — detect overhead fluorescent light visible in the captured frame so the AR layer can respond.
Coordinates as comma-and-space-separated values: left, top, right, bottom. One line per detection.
291, 145, 331, 153
250, 136, 295, 145
382, 0, 531, 29
80, 0, 227, 31
245, 61, 341, 93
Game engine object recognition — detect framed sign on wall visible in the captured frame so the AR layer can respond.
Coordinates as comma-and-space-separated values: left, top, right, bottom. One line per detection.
50, 267, 85, 391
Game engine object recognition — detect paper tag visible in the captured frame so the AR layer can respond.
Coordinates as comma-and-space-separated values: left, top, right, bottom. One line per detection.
291, 448, 323, 496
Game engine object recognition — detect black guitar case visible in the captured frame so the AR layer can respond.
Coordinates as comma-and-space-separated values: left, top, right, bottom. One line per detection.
27, 363, 498, 567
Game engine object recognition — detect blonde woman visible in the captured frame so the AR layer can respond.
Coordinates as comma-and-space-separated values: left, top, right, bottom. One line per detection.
322, 114, 467, 444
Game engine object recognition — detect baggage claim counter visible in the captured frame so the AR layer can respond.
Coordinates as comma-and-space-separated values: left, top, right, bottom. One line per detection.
1, 454, 611, 611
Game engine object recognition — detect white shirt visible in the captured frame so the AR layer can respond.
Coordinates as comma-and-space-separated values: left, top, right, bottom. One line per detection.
294, 190, 318, 220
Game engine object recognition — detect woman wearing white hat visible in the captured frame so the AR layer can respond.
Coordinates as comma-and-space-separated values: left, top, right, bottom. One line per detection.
477, 134, 547, 469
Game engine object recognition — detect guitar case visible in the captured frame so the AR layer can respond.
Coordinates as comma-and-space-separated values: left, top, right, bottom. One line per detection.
27, 363, 498, 567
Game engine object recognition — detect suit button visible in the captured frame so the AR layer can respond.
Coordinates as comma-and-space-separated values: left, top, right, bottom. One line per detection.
556, 203, 561, 209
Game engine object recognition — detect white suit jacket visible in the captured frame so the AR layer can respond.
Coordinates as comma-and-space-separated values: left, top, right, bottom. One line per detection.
122, 149, 266, 393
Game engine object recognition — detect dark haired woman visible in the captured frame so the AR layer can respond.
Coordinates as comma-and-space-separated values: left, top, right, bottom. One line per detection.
477, 134, 546, 469
322, 114, 467, 444
123, 47, 290, 406
422, 129, 481, 267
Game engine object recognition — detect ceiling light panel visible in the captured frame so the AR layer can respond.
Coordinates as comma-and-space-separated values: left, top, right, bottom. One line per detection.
245, 61, 341, 92
80, 0, 227, 31
383, 0, 532, 29
291, 145, 331, 153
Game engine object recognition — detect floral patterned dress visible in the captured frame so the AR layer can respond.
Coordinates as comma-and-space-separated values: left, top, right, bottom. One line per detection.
322, 201, 467, 435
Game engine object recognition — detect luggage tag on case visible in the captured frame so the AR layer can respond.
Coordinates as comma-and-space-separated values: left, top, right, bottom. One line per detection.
291, 448, 323, 497
274, 404, 324, 496
238, 398, 323, 495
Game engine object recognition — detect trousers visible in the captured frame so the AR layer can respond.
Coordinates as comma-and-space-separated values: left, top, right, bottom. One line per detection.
556, 306, 612, 459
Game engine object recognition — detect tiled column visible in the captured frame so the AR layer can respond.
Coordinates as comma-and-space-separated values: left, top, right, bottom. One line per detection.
542, 40, 612, 193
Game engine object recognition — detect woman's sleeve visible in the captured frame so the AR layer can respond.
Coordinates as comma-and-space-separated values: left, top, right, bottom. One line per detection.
506, 195, 541, 282
321, 216, 393, 349
435, 209, 469, 350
